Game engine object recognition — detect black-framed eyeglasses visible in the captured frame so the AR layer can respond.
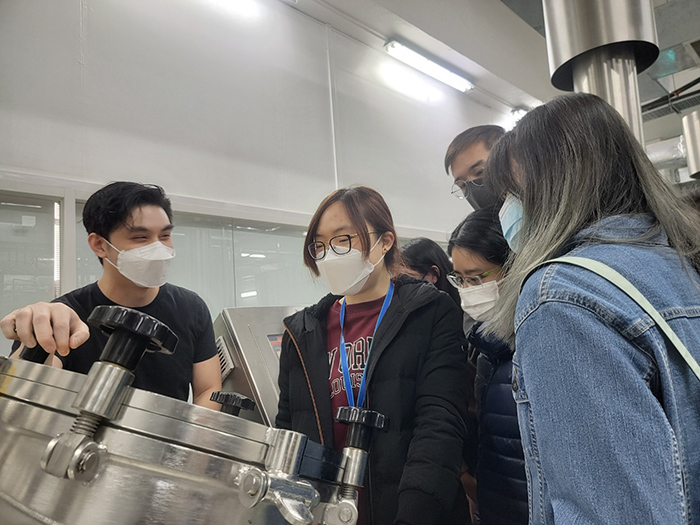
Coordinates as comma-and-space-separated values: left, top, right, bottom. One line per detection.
447, 267, 501, 288
451, 178, 484, 199
308, 231, 380, 261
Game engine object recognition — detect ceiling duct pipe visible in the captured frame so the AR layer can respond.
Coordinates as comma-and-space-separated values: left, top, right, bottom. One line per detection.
646, 135, 686, 170
542, 0, 659, 143
683, 109, 700, 179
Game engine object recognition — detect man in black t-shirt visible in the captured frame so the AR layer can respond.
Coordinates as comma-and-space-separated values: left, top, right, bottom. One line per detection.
1, 182, 221, 409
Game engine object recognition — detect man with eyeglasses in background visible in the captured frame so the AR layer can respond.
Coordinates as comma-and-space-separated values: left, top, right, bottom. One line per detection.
444, 125, 504, 211
442, 126, 509, 525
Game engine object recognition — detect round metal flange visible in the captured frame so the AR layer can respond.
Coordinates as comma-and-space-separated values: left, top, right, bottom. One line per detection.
238, 467, 268, 508
67, 441, 107, 482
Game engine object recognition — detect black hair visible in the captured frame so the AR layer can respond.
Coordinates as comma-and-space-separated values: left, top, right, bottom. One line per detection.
444, 125, 505, 174
683, 186, 700, 213
402, 237, 460, 306
82, 181, 173, 240
448, 205, 510, 267
304, 186, 403, 276
482, 92, 700, 343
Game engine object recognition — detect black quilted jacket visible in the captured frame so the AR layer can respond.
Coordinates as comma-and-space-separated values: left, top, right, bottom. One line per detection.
276, 275, 471, 525
469, 323, 528, 525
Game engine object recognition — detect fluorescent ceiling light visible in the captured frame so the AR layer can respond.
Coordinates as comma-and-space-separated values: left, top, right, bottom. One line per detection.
385, 41, 473, 93
203, 0, 261, 19
249, 253, 266, 258
240, 291, 258, 298
1, 202, 42, 208
379, 63, 443, 103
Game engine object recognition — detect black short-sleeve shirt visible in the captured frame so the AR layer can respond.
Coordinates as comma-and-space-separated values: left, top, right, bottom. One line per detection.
55, 282, 218, 401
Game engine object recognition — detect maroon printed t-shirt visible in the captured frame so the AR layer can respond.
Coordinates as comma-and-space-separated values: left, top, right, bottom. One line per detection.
326, 295, 385, 451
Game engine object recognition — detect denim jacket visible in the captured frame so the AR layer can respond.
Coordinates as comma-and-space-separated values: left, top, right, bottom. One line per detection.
512, 214, 700, 524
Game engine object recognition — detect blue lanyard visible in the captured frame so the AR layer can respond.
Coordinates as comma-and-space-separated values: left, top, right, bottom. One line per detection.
338, 281, 394, 407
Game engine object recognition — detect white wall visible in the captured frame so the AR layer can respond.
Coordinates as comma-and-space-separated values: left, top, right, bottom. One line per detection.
0, 0, 506, 240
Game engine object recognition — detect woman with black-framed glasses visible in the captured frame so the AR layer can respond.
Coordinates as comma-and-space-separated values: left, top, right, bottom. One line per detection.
276, 186, 471, 525
447, 205, 528, 525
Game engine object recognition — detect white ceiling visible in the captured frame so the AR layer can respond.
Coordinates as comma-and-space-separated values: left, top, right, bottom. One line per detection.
287, 0, 559, 112
288, 0, 700, 142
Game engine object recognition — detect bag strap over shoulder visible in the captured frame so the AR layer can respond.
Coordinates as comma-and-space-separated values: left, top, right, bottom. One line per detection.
537, 256, 700, 382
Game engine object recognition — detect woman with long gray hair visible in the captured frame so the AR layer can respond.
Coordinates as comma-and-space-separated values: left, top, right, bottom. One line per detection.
485, 93, 700, 524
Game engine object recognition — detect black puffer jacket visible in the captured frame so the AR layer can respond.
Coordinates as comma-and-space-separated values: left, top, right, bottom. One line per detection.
276, 276, 470, 525
469, 323, 528, 525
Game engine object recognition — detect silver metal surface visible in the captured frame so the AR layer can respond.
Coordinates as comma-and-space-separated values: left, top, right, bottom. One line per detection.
682, 109, 700, 178
340, 448, 367, 488
271, 491, 315, 525
73, 362, 134, 419
1, 355, 89, 392
1, 357, 272, 453
0, 357, 349, 524
214, 306, 304, 426
322, 499, 358, 525
0, 398, 295, 524
40, 431, 105, 481
572, 45, 645, 142
543, 0, 659, 91
238, 467, 270, 508
266, 475, 319, 524
646, 135, 686, 170
265, 428, 307, 476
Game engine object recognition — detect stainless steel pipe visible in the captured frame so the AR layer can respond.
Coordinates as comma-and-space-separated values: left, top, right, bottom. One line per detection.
682, 109, 700, 179
542, 0, 659, 143
572, 45, 644, 143
646, 136, 687, 170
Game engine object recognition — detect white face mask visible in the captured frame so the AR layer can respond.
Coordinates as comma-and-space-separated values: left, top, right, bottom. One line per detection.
317, 238, 385, 296
105, 240, 175, 288
458, 280, 500, 322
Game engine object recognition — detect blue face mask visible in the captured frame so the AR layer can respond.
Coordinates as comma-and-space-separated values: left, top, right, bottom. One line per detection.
499, 194, 524, 252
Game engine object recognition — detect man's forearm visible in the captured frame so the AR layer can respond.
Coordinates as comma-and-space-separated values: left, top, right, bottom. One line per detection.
193, 387, 221, 410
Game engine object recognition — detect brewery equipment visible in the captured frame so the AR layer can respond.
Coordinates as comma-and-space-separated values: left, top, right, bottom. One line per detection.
213, 306, 304, 426
0, 306, 380, 525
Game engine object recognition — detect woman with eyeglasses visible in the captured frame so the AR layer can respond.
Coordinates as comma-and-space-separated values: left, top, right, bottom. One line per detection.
447, 205, 528, 525
276, 186, 471, 525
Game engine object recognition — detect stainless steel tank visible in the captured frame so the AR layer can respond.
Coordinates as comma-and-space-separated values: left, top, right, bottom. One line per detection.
213, 306, 305, 427
0, 306, 364, 525
0, 358, 354, 524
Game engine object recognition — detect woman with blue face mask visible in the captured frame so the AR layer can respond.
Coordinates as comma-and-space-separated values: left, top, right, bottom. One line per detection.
447, 205, 528, 525
485, 93, 700, 524
275, 186, 471, 525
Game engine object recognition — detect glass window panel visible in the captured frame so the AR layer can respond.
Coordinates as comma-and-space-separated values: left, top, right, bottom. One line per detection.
166, 213, 236, 317
0, 193, 60, 316
75, 204, 104, 288
75, 204, 324, 317
234, 227, 327, 308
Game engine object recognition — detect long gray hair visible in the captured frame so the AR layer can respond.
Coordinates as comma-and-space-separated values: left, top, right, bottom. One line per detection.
484, 92, 700, 344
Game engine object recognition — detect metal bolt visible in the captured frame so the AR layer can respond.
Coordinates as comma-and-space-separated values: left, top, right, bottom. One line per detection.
77, 450, 98, 473
339, 506, 353, 523
246, 475, 261, 496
